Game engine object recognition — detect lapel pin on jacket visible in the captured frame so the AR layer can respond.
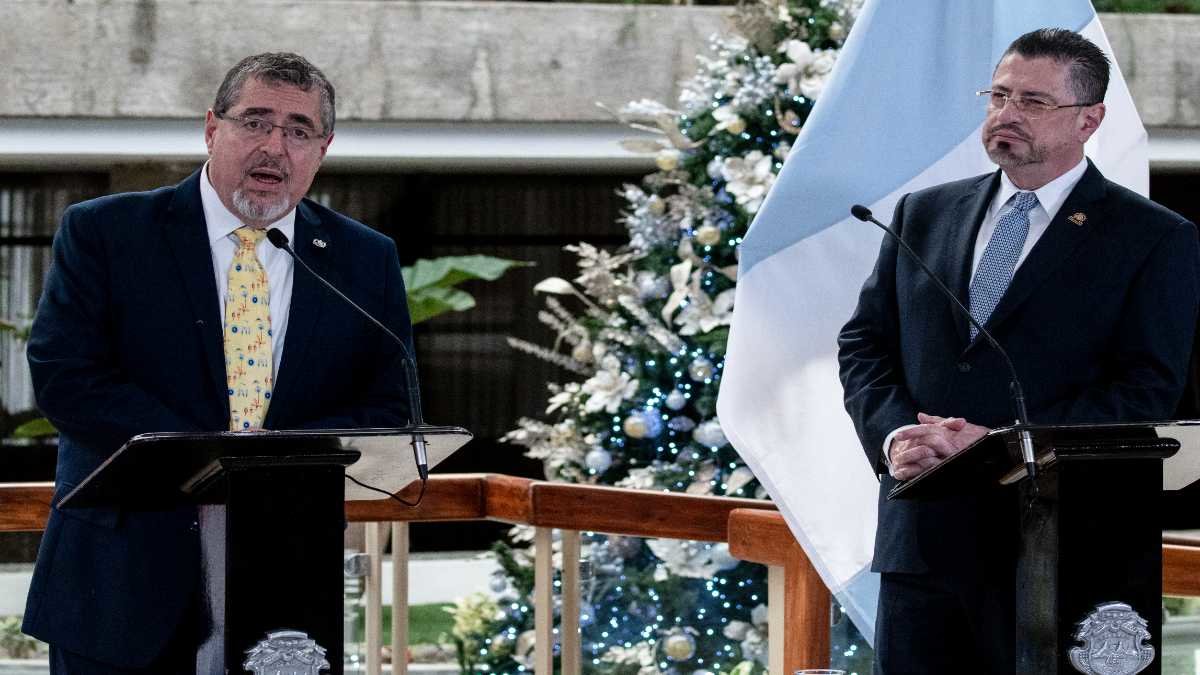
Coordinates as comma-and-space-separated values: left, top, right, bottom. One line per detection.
1068, 212, 1087, 226
313, 238, 327, 249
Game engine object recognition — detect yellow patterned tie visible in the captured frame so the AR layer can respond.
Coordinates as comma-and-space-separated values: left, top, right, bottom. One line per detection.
224, 226, 273, 431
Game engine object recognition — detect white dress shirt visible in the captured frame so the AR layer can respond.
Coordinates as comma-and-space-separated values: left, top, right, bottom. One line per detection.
199, 162, 296, 376
970, 157, 1089, 278
883, 158, 1090, 464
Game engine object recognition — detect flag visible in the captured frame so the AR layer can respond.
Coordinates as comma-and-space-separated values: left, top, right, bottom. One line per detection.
716, 0, 1147, 643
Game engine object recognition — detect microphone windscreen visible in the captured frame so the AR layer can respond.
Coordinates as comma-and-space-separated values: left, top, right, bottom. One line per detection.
265, 228, 290, 249
850, 204, 873, 222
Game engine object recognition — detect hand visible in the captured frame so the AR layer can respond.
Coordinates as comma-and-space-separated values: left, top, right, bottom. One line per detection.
887, 412, 989, 481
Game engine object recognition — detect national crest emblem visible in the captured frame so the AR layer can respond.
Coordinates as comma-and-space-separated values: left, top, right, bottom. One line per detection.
243, 629, 330, 674
1068, 602, 1155, 675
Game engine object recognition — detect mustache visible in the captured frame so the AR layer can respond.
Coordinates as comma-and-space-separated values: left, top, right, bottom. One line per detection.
246, 156, 289, 178
987, 124, 1029, 141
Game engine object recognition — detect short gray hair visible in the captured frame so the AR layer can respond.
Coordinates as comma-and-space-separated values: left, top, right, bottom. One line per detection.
212, 52, 336, 135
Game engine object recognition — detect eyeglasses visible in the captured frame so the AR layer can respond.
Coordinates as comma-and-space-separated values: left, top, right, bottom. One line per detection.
216, 113, 326, 147
976, 90, 1099, 119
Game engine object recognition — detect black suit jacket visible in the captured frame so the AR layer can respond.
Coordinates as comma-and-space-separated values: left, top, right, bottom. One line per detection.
22, 170, 414, 666
838, 161, 1199, 575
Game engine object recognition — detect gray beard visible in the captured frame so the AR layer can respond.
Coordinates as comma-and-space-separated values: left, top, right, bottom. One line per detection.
232, 188, 290, 225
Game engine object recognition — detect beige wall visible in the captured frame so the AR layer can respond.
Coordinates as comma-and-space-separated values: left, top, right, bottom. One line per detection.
3, 2, 1195, 129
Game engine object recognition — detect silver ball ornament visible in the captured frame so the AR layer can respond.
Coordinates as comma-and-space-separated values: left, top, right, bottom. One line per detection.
489, 574, 509, 593
688, 356, 715, 381
663, 631, 697, 661
693, 419, 728, 448
665, 389, 687, 410
636, 271, 671, 300
585, 448, 613, 473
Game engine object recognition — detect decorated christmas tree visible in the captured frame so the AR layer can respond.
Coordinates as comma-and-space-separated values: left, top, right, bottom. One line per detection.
451, 1, 872, 671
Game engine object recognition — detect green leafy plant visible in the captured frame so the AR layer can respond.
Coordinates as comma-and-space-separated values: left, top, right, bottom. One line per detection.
0, 616, 43, 659
404, 255, 534, 325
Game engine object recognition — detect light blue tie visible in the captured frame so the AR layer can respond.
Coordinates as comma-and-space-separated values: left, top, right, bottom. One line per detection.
968, 191, 1039, 340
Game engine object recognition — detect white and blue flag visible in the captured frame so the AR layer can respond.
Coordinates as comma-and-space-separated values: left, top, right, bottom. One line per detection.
717, 0, 1146, 642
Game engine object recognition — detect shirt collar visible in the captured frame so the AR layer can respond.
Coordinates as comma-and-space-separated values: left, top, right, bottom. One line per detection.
200, 161, 297, 247
996, 157, 1089, 219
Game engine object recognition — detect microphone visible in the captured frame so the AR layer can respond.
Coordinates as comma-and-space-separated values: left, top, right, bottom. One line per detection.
849, 205, 1038, 484
265, 228, 429, 481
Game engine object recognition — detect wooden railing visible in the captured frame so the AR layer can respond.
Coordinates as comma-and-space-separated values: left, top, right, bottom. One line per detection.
2, 475, 1199, 674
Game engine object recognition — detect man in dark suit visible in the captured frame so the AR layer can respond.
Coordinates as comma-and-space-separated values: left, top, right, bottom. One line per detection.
22, 53, 413, 672
838, 29, 1199, 674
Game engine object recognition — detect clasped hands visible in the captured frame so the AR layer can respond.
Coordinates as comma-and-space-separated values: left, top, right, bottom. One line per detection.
888, 412, 989, 481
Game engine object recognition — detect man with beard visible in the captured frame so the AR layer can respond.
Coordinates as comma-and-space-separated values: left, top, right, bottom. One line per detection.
838, 28, 1199, 674
23, 53, 413, 672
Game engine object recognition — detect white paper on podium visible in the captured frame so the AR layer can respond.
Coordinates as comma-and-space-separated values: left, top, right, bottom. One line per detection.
1155, 422, 1200, 491
340, 427, 472, 499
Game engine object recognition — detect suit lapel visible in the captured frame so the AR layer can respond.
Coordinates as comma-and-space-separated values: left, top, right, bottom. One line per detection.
265, 201, 330, 427
973, 162, 1106, 342
162, 171, 228, 406
945, 172, 1000, 347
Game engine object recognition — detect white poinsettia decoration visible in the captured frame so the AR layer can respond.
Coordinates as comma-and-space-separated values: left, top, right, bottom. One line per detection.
674, 287, 736, 336
800, 49, 839, 99
711, 104, 748, 136
723, 603, 770, 666
580, 355, 639, 414
774, 38, 840, 100
647, 539, 741, 579
501, 418, 593, 482
600, 641, 657, 674
720, 151, 776, 214
616, 463, 663, 490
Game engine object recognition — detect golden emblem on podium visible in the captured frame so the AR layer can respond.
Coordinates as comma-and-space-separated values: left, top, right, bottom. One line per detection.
1068, 602, 1154, 675
243, 629, 330, 674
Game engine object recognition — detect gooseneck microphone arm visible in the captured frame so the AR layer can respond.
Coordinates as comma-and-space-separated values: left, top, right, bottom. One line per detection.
849, 204, 1038, 484
265, 228, 429, 481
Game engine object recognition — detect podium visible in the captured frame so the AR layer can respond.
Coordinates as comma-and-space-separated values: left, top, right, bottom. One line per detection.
58, 426, 471, 674
891, 421, 1200, 675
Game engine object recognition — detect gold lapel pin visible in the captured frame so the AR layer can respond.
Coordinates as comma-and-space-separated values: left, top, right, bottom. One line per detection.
1068, 212, 1087, 226
313, 238, 328, 248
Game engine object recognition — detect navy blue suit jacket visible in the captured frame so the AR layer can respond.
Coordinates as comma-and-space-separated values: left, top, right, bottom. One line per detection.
838, 161, 1200, 576
22, 170, 413, 666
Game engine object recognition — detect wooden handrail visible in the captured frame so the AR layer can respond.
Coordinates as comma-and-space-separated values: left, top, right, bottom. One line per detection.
528, 480, 774, 541
0, 482, 53, 532
727, 508, 831, 672
1164, 544, 1200, 596
2, 479, 1195, 584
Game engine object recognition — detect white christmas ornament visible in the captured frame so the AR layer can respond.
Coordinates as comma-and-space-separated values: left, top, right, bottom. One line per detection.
693, 419, 728, 448
665, 389, 688, 410
635, 271, 671, 300
656, 149, 681, 171
688, 356, 715, 381
623, 414, 649, 439
663, 631, 697, 661
489, 574, 508, 593
585, 448, 613, 473
571, 340, 594, 364
694, 224, 722, 246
